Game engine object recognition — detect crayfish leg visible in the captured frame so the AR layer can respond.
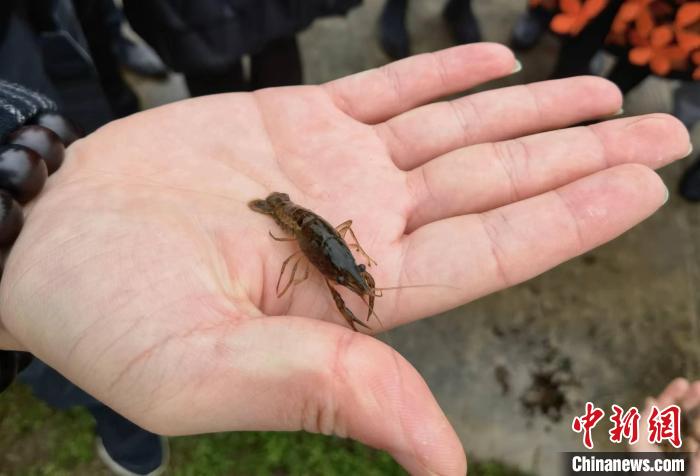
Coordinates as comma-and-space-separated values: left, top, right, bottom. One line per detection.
362, 270, 376, 322
337, 220, 377, 267
269, 230, 296, 242
325, 280, 371, 332
276, 251, 302, 296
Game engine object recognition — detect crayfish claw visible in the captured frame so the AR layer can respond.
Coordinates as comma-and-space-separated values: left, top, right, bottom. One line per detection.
326, 279, 371, 332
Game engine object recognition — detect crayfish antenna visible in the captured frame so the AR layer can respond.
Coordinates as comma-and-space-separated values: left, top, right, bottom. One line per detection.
370, 283, 460, 296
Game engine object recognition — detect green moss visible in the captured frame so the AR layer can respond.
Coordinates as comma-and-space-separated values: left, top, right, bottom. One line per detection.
170, 432, 405, 476
470, 460, 535, 476
0, 384, 95, 475
0, 383, 532, 476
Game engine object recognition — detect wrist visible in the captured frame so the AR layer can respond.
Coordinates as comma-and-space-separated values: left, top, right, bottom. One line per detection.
0, 80, 80, 390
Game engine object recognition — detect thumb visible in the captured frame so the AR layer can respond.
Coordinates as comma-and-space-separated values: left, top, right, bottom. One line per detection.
134, 316, 466, 476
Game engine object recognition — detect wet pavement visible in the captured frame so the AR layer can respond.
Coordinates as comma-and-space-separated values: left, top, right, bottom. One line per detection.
125, 1, 700, 474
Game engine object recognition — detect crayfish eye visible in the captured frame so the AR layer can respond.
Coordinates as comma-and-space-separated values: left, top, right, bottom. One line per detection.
336, 276, 345, 284
358, 264, 366, 272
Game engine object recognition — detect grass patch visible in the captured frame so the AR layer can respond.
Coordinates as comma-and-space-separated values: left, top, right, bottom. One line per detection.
0, 383, 532, 475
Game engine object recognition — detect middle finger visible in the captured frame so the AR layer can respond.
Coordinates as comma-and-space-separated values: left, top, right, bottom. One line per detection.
376, 76, 623, 170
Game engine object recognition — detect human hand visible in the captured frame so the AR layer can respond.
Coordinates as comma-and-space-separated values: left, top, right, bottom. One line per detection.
0, 43, 690, 475
632, 378, 700, 474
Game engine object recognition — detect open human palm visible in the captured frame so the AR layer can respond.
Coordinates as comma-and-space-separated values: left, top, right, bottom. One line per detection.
0, 44, 690, 475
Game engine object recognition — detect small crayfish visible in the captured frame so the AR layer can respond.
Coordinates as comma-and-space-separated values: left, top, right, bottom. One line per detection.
248, 192, 381, 331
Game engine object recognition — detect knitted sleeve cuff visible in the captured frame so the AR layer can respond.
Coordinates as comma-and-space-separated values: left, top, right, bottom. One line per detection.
0, 80, 57, 142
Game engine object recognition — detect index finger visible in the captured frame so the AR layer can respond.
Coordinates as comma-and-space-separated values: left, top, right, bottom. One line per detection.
323, 43, 518, 124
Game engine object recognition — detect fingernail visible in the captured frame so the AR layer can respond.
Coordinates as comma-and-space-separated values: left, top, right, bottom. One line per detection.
686, 142, 694, 158
602, 108, 624, 119
663, 184, 670, 205
511, 59, 522, 74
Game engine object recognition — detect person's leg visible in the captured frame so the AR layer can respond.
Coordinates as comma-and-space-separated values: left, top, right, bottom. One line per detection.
0, 351, 31, 393
378, 0, 410, 60
606, 58, 649, 95
442, 0, 481, 45
674, 82, 700, 202
91, 406, 168, 476
510, 5, 553, 51
680, 157, 700, 202
71, 0, 140, 118
97, 0, 168, 79
92, 0, 124, 44
550, 2, 620, 79
184, 61, 247, 96
20, 360, 168, 475
551, 37, 603, 78
250, 36, 303, 90
673, 81, 700, 129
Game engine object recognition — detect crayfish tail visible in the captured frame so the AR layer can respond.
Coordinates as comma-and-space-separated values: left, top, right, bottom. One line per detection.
248, 199, 274, 214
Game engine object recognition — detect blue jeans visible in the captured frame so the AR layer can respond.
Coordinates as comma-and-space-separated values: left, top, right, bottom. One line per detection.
20, 360, 164, 474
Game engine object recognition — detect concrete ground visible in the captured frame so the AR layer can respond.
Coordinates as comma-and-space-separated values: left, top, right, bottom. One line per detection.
125, 1, 700, 474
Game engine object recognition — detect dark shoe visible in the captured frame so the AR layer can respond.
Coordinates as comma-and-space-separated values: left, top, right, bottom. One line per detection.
510, 9, 548, 51
92, 404, 168, 476
113, 36, 168, 80
443, 0, 481, 45
96, 435, 169, 476
379, 0, 410, 59
680, 154, 700, 202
